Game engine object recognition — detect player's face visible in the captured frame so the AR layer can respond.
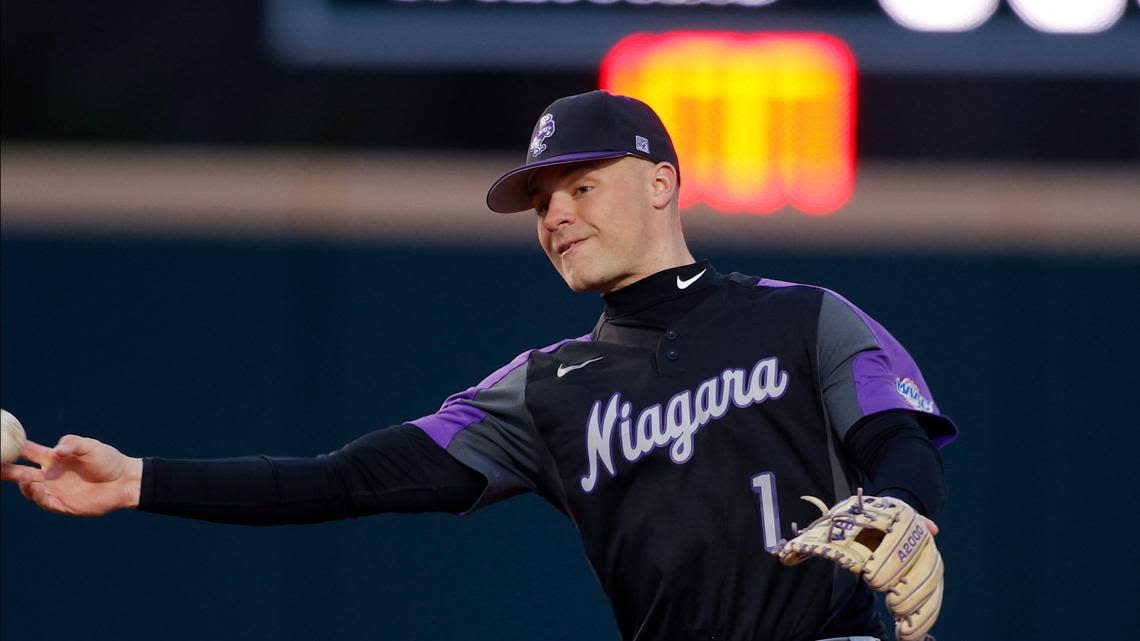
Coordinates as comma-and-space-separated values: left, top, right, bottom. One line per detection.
531, 156, 670, 294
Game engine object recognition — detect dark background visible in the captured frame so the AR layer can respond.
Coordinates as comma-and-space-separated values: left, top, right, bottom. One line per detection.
3, 1, 1140, 639
3, 2, 1138, 159
3, 241, 1138, 639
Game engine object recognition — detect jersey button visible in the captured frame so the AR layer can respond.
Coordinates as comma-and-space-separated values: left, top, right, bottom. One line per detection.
664, 330, 678, 340
665, 350, 679, 361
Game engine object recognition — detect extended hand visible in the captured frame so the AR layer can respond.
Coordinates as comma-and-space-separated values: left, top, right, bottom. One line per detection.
0, 435, 142, 516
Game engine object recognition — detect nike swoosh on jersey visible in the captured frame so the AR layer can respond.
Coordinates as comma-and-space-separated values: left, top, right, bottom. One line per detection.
676, 269, 707, 290
557, 357, 605, 378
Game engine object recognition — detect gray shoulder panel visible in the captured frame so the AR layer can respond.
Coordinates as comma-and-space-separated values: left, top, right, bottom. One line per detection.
445, 361, 541, 509
818, 292, 880, 441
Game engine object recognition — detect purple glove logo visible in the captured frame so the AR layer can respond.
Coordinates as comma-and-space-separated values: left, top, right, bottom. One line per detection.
829, 519, 854, 541
897, 523, 928, 563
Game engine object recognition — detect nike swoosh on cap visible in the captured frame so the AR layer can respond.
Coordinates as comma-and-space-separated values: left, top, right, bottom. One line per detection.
676, 269, 707, 290
557, 357, 605, 378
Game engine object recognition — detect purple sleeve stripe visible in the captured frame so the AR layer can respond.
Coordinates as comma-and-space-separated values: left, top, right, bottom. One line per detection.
410, 334, 592, 449
756, 278, 959, 447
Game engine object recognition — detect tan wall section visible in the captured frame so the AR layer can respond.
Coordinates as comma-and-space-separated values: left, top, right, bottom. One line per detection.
3, 145, 1138, 254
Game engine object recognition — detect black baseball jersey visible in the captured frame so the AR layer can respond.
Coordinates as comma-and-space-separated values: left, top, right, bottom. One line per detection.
410, 261, 956, 641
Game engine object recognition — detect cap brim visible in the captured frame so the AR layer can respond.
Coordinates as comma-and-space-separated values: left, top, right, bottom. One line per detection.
485, 150, 631, 214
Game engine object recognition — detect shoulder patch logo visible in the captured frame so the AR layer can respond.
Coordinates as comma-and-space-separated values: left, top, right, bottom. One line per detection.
530, 114, 556, 158
895, 377, 934, 412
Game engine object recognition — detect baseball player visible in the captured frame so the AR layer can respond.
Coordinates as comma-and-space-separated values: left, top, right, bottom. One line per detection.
1, 91, 955, 641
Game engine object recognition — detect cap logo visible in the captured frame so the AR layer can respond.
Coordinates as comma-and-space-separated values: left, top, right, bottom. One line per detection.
529, 113, 556, 158
635, 135, 650, 154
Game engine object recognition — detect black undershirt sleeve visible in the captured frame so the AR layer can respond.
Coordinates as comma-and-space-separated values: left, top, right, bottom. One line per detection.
843, 409, 948, 518
137, 424, 487, 525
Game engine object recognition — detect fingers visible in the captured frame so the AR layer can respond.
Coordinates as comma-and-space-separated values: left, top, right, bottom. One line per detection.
10, 436, 102, 467
1, 463, 44, 484
5, 464, 61, 512
17, 479, 36, 502
54, 434, 96, 458
921, 516, 939, 536
17, 440, 55, 466
17, 479, 66, 513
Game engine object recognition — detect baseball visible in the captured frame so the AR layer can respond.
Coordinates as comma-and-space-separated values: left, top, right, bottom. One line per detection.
1, 409, 27, 464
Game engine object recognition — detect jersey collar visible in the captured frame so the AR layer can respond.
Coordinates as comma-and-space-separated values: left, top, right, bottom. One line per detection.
602, 260, 716, 319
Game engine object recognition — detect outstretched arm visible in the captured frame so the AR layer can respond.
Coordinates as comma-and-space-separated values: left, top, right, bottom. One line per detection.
2, 425, 487, 524
1, 435, 143, 515
140, 424, 486, 525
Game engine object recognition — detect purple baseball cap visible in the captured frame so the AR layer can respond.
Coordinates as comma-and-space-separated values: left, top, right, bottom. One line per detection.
485, 90, 680, 214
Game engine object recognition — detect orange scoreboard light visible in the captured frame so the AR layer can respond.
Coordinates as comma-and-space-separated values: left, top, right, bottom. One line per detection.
601, 32, 857, 215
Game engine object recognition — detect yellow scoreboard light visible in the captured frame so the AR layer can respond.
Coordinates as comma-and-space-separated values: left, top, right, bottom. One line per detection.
601, 32, 856, 216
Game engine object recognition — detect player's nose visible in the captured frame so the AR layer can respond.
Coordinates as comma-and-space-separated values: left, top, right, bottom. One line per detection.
542, 192, 576, 230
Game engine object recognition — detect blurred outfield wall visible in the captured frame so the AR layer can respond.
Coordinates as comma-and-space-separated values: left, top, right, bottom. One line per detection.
2, 227, 1138, 639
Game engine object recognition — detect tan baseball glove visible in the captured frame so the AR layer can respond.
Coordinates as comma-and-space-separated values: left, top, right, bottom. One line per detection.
774, 489, 943, 641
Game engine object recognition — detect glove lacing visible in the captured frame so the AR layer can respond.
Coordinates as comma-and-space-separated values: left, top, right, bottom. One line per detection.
779, 488, 906, 594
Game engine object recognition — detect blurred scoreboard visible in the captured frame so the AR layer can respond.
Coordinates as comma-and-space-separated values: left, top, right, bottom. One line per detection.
602, 33, 855, 214
262, 0, 1138, 214
266, 0, 1140, 75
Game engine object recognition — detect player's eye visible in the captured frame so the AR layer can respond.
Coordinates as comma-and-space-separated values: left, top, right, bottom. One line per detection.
576, 185, 593, 196
534, 200, 549, 216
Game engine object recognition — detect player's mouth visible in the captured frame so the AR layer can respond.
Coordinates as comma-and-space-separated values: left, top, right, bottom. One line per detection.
557, 237, 589, 257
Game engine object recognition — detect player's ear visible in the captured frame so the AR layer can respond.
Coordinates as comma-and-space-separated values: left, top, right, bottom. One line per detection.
649, 162, 678, 211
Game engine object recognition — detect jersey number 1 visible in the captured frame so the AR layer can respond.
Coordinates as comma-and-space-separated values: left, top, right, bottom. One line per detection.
750, 472, 782, 552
